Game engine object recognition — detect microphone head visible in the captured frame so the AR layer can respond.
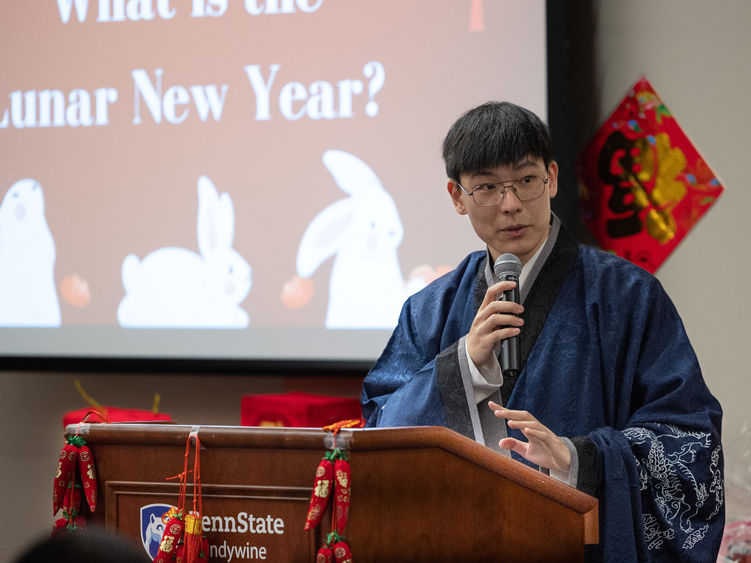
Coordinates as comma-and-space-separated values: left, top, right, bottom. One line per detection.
494, 253, 521, 280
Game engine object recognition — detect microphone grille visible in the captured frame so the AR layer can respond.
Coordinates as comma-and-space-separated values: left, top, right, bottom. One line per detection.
494, 253, 521, 279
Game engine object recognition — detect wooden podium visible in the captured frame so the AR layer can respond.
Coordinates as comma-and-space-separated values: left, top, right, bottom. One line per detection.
67, 423, 598, 562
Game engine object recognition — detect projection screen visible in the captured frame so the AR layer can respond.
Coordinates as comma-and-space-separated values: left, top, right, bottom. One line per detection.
0, 0, 548, 367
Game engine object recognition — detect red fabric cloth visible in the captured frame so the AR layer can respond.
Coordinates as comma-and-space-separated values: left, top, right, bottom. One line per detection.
241, 392, 362, 428
62, 407, 172, 428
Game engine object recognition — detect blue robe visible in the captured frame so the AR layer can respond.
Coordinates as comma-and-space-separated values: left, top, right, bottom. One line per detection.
361, 225, 724, 561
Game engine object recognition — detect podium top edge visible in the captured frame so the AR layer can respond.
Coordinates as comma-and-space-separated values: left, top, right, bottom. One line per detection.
65, 423, 597, 515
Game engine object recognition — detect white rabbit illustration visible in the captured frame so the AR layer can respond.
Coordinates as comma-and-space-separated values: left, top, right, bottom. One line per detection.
0, 178, 61, 327
296, 150, 426, 329
117, 175, 252, 328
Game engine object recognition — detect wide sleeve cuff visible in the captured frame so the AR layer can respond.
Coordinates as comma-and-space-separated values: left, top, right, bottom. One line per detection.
570, 436, 599, 496
549, 436, 579, 488
459, 335, 503, 404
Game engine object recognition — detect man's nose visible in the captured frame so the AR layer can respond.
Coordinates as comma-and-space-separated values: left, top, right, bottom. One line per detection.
499, 187, 522, 212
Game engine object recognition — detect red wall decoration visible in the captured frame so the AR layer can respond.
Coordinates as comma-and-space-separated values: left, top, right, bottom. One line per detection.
577, 77, 723, 273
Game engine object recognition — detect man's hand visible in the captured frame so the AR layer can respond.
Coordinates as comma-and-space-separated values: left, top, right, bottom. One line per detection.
488, 401, 571, 473
466, 280, 524, 367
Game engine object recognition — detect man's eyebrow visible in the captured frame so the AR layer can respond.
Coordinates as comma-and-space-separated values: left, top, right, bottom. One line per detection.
468, 169, 494, 179
511, 159, 541, 171
467, 160, 542, 178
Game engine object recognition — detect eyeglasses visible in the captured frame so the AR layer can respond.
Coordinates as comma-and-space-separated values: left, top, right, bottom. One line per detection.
457, 175, 549, 206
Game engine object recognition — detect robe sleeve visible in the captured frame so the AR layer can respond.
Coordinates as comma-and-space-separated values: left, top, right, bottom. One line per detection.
360, 282, 438, 425
587, 270, 724, 562
360, 299, 472, 433
360, 254, 482, 436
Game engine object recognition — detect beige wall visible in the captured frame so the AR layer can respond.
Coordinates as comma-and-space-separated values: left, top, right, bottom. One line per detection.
566, 0, 751, 524
3, 1, 750, 559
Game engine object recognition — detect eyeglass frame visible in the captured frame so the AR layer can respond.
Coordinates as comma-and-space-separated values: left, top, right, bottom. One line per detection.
456, 175, 550, 206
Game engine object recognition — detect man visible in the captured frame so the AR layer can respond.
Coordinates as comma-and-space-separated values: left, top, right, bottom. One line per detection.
361, 102, 724, 561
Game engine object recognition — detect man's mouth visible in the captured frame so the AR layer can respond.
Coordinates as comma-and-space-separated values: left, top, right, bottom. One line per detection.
502, 224, 527, 236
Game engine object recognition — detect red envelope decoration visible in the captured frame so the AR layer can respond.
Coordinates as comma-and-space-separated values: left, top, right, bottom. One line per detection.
576, 77, 723, 273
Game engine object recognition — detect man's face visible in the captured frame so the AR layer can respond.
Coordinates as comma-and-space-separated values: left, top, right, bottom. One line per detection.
448, 157, 558, 265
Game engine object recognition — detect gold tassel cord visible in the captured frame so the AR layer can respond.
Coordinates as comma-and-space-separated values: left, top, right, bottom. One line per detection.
74, 379, 106, 417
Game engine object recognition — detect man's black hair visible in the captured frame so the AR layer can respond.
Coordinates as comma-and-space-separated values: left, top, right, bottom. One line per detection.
442, 101, 555, 182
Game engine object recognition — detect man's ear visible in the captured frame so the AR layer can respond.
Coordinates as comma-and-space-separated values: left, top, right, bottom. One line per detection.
448, 181, 468, 215
547, 161, 559, 199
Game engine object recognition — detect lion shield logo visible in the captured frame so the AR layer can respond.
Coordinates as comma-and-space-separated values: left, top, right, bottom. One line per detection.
140, 503, 173, 560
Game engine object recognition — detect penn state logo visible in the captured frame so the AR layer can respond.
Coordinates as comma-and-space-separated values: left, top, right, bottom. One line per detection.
140, 503, 174, 560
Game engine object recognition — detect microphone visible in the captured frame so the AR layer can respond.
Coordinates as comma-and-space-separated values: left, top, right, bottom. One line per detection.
493, 253, 521, 377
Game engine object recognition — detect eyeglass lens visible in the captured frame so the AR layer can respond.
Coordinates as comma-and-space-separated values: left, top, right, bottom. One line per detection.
472, 177, 546, 205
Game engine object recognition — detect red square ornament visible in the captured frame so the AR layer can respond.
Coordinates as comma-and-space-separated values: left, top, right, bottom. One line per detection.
577, 77, 723, 273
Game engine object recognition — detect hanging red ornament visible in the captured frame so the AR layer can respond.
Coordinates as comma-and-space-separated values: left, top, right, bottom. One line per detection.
577, 76, 724, 273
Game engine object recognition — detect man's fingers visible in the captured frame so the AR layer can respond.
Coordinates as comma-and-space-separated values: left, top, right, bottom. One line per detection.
476, 306, 524, 334
483, 280, 518, 305
492, 313, 524, 329
490, 405, 536, 423
484, 299, 525, 318
498, 437, 524, 452
508, 420, 544, 434
489, 405, 553, 439
480, 313, 522, 334
519, 427, 549, 441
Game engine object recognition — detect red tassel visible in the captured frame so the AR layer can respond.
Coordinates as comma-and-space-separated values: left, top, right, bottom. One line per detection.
77, 444, 98, 512
174, 539, 186, 563
51, 515, 86, 536
63, 483, 82, 518
184, 512, 205, 562
332, 540, 353, 563
183, 433, 209, 561
316, 545, 334, 563
53, 439, 80, 514
199, 536, 209, 560
153, 514, 184, 562
333, 459, 351, 535
304, 454, 335, 531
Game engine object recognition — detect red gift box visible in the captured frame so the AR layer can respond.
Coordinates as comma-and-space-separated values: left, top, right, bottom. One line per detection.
241, 392, 362, 428
62, 406, 172, 428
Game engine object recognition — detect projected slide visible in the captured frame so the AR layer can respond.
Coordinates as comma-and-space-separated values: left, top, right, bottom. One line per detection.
0, 179, 61, 327
287, 150, 427, 329
0, 0, 547, 362
117, 175, 252, 328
